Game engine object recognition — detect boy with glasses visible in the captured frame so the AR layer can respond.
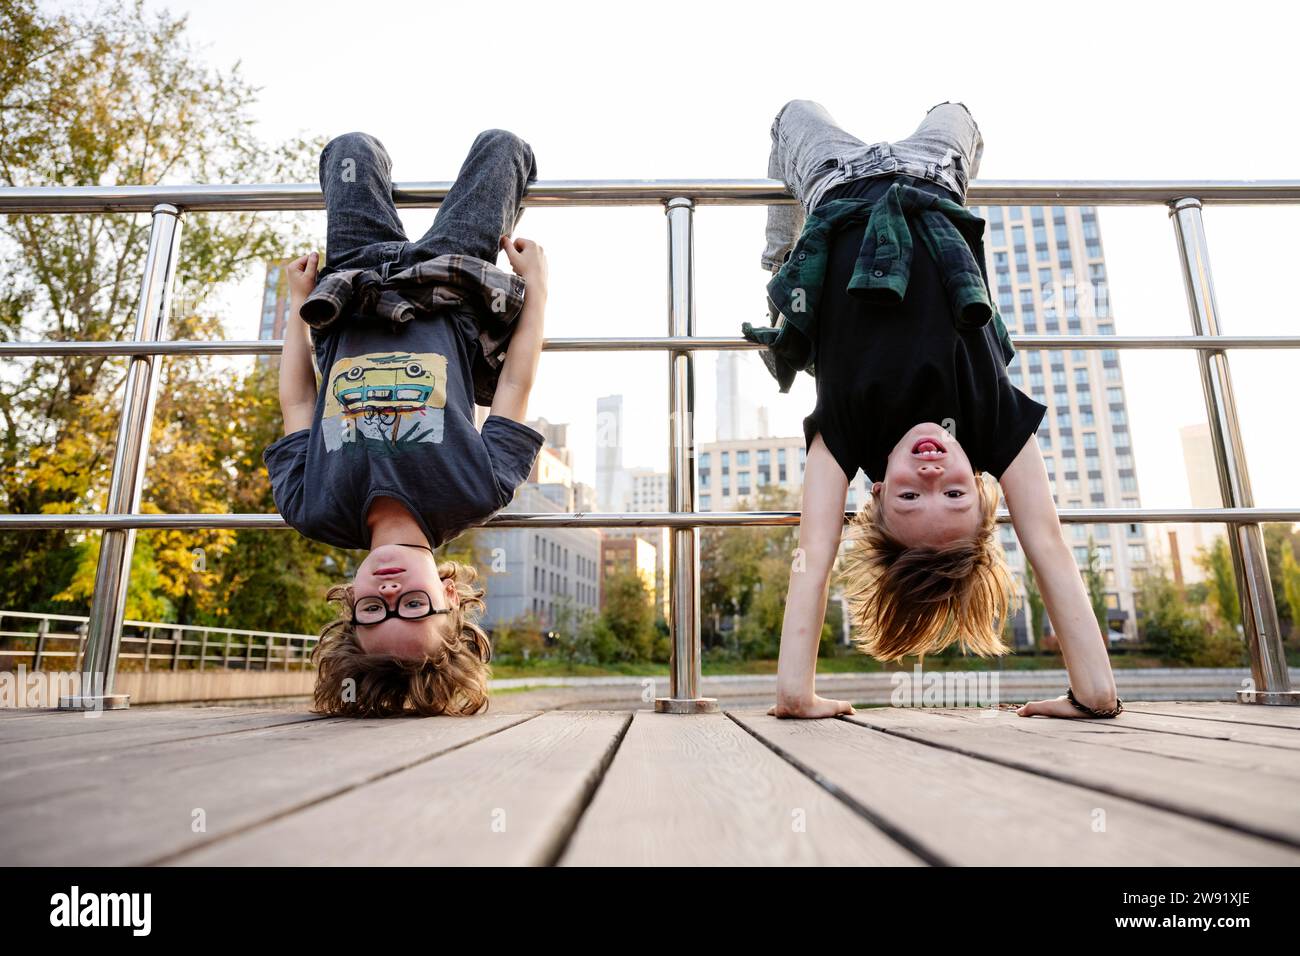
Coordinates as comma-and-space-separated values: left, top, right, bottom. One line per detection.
264, 129, 548, 717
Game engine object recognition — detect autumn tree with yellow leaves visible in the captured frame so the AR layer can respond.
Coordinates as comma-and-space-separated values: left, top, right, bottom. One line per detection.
0, 0, 364, 633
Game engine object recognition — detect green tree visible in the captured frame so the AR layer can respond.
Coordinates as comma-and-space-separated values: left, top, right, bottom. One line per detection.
702, 485, 810, 660
1136, 567, 1211, 664
0, 0, 323, 624
596, 568, 658, 663
1023, 561, 1046, 647
1196, 537, 1241, 630
1083, 535, 1108, 636
1264, 523, 1300, 636
1280, 545, 1300, 640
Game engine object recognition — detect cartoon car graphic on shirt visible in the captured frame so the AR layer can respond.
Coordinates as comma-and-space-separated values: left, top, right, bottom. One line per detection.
320, 350, 449, 450
332, 354, 438, 417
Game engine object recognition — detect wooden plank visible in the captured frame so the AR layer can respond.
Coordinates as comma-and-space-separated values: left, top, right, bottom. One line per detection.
961, 706, 1300, 751
1123, 700, 1300, 731
844, 707, 1300, 846
1111, 711, 1300, 750
0, 710, 328, 788
172, 711, 632, 866
731, 711, 1299, 865
0, 711, 537, 865
906, 707, 1300, 779
0, 704, 317, 743
559, 712, 923, 866
0, 708, 66, 719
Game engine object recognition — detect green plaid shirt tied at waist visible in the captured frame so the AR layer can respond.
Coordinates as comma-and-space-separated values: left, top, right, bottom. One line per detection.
742, 180, 1015, 393
300, 253, 528, 406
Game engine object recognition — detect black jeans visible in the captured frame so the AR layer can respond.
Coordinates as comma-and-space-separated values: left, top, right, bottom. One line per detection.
317, 128, 537, 280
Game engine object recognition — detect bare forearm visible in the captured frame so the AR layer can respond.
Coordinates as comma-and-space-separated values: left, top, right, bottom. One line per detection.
775, 436, 849, 704
278, 296, 317, 424
496, 288, 546, 396
1000, 437, 1117, 708
776, 560, 833, 697
1023, 530, 1118, 703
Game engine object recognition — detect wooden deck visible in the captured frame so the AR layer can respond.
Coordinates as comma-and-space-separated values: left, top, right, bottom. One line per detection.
1, 700, 1298, 866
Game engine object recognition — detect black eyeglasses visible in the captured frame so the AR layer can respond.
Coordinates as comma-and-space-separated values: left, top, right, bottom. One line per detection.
351, 590, 452, 627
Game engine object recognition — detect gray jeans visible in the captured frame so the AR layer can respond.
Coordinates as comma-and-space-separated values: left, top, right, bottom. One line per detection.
318, 128, 537, 280
762, 99, 983, 272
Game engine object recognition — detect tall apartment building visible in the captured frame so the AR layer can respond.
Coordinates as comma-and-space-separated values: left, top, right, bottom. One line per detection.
595, 394, 628, 512
970, 203, 1148, 642
256, 258, 294, 367
1150, 423, 1227, 587
716, 351, 758, 442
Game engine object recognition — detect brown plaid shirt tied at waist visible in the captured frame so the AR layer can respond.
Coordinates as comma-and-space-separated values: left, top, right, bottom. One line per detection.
299, 253, 528, 407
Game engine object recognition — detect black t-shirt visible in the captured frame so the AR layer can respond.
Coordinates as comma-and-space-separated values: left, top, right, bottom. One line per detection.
803, 173, 1047, 484
263, 304, 544, 551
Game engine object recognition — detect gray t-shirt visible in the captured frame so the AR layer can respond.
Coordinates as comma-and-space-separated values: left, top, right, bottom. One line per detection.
263, 304, 544, 551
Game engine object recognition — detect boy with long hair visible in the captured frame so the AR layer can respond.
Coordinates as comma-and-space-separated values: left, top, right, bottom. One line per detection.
749, 100, 1122, 720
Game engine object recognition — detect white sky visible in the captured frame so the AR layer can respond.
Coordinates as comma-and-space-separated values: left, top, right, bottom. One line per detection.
138, 0, 1300, 510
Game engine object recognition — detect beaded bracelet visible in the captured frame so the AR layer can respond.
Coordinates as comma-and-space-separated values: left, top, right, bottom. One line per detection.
1066, 686, 1123, 718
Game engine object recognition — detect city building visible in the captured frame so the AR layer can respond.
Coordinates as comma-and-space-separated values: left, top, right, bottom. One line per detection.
1150, 422, 1227, 587
474, 410, 601, 636
475, 481, 601, 637
606, 466, 671, 621
601, 535, 658, 606
256, 258, 294, 367
717, 350, 760, 442
970, 203, 1149, 642
697, 436, 875, 514
594, 394, 630, 513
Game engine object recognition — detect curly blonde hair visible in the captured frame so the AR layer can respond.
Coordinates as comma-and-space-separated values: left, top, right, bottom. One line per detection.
838, 471, 1018, 661
310, 559, 492, 717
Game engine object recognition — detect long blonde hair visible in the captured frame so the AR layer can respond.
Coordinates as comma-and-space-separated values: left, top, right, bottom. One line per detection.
311, 559, 492, 717
838, 471, 1017, 661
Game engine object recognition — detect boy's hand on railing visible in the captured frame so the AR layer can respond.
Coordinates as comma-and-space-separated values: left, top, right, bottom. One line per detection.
768, 693, 857, 719
500, 234, 548, 298
286, 252, 319, 302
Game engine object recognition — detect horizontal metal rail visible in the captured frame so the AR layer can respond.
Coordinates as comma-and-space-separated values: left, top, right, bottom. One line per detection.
3, 175, 1298, 709
2, 334, 1300, 358
2, 178, 1300, 212
2, 508, 1297, 531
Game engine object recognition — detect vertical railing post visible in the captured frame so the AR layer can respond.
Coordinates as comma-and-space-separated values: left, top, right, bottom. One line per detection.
198, 628, 208, 672
32, 618, 48, 671
1169, 198, 1297, 705
655, 197, 717, 714
143, 626, 154, 672
75, 623, 87, 672
61, 203, 183, 711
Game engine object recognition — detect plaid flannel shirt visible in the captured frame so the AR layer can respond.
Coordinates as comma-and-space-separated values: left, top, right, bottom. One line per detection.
299, 253, 528, 407
742, 180, 1014, 393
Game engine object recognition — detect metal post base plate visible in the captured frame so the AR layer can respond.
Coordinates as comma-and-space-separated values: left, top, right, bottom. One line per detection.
1235, 689, 1300, 706
654, 697, 720, 714
58, 695, 131, 711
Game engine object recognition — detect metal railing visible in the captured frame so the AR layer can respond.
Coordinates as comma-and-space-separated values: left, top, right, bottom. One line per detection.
2, 178, 1299, 710
0, 610, 317, 672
